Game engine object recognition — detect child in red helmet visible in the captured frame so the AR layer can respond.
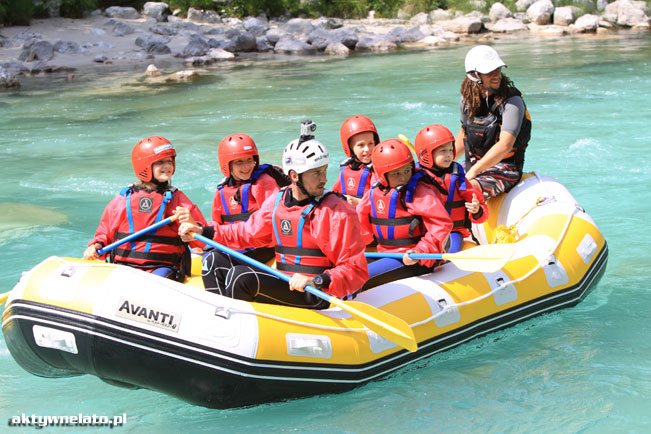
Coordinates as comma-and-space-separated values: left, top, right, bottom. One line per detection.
356, 139, 452, 289
84, 136, 207, 281
201, 133, 290, 271
331, 115, 379, 207
415, 124, 488, 253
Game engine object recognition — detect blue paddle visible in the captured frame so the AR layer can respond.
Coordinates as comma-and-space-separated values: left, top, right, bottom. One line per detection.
192, 233, 417, 352
96, 215, 177, 256
364, 243, 518, 273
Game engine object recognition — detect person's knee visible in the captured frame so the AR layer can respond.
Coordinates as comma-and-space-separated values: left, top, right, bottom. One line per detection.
226, 266, 258, 301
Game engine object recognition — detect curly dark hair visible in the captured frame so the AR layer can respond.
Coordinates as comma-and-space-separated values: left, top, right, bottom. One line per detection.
461, 73, 517, 122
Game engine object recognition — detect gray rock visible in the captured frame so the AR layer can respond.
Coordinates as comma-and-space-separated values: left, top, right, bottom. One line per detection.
112, 21, 135, 36
90, 28, 106, 36
332, 28, 358, 49
105, 6, 139, 19
572, 13, 600, 31
18, 40, 54, 62
147, 42, 171, 54
225, 32, 257, 52
243, 16, 269, 31
554, 6, 576, 25
355, 35, 398, 52
54, 40, 82, 54
489, 3, 513, 21
325, 42, 349, 55
409, 12, 430, 25
527, 0, 555, 25
609, 0, 650, 26
515, 0, 536, 12
429, 9, 453, 22
13, 31, 42, 42
256, 36, 274, 52
93, 55, 109, 63
149, 24, 179, 36
274, 36, 317, 54
387, 26, 426, 43
488, 17, 529, 32
0, 67, 21, 89
597, 0, 608, 11
265, 28, 283, 45
1, 61, 29, 74
135, 34, 171, 49
181, 36, 209, 57
187, 8, 221, 24
286, 18, 315, 35
313, 17, 343, 29
143, 2, 169, 22
443, 16, 484, 33
307, 28, 333, 50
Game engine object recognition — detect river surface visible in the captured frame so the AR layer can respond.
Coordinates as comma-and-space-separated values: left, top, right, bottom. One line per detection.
1, 31, 650, 433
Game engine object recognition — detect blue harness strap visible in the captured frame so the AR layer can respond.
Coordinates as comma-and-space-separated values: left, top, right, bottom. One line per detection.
356, 166, 371, 197
123, 188, 173, 252
445, 163, 467, 215
271, 190, 286, 264
370, 187, 401, 240
294, 203, 317, 265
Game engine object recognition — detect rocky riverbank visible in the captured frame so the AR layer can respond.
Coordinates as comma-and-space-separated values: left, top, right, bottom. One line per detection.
1, 1, 649, 90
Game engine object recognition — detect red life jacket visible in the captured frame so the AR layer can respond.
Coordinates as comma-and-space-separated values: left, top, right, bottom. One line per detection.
110, 186, 184, 268
216, 164, 289, 223
338, 159, 374, 198
271, 187, 334, 276
425, 162, 469, 232
369, 172, 431, 250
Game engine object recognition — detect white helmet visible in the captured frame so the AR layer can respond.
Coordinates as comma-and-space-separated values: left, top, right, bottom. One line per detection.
282, 138, 330, 175
465, 45, 506, 82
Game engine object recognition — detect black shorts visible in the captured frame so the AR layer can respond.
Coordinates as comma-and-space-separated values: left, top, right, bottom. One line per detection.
467, 161, 522, 200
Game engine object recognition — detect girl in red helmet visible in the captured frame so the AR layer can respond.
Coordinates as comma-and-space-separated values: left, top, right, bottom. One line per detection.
84, 136, 207, 281
203, 133, 290, 265
331, 115, 379, 207
356, 139, 452, 289
415, 124, 488, 253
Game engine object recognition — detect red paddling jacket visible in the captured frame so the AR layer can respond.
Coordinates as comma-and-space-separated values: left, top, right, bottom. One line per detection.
331, 158, 377, 199
207, 187, 369, 298
423, 162, 488, 238
89, 184, 206, 273
356, 172, 453, 268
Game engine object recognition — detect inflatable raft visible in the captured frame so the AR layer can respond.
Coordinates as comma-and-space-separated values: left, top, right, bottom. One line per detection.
1, 173, 607, 408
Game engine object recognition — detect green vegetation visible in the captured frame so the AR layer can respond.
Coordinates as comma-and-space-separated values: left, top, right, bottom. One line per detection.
0, 0, 34, 25
61, 0, 98, 18
3, 0, 651, 27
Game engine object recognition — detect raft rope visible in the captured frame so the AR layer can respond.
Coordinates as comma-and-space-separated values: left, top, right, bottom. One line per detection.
412, 171, 584, 327
493, 196, 547, 244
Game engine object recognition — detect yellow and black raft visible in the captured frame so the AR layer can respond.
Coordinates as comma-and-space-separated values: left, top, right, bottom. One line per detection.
1, 173, 607, 408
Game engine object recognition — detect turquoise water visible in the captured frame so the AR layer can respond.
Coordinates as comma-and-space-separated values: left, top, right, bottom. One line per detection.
2, 32, 651, 432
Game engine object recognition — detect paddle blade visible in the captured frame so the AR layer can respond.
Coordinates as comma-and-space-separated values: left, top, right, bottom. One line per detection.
328, 298, 417, 353
0, 291, 9, 305
443, 243, 519, 273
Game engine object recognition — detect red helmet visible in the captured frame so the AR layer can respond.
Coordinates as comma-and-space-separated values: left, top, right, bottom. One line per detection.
132, 136, 176, 182
372, 139, 414, 186
414, 124, 456, 169
339, 115, 380, 158
218, 134, 259, 177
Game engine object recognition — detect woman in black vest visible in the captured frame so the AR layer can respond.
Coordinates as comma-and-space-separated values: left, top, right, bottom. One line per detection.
455, 45, 532, 200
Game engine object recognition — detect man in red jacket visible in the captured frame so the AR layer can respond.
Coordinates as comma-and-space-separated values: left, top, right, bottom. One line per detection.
180, 124, 368, 309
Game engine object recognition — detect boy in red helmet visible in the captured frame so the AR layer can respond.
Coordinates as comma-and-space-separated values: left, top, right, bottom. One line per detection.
84, 136, 207, 281
415, 124, 488, 253
331, 115, 379, 207
356, 139, 452, 289
202, 133, 290, 267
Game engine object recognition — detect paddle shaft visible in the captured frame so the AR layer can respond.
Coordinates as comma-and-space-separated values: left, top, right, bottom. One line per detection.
193, 233, 331, 303
366, 252, 443, 260
97, 215, 177, 256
